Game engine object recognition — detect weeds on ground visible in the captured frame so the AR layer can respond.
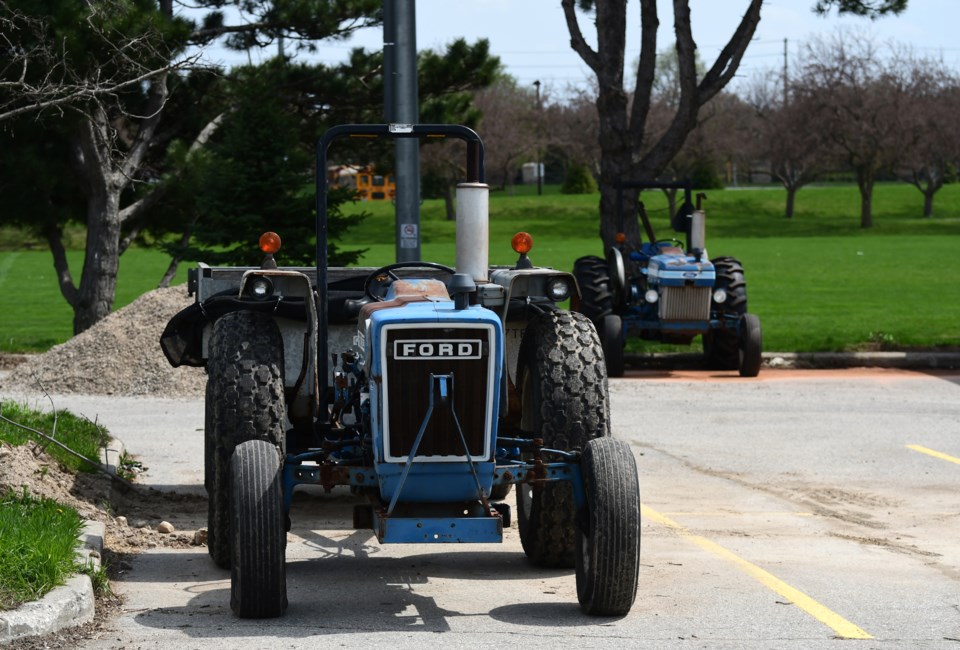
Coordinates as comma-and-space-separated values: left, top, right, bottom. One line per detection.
0, 400, 110, 473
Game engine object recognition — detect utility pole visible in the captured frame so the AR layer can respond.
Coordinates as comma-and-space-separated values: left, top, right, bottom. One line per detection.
534, 80, 542, 196
384, 0, 420, 261
783, 37, 788, 106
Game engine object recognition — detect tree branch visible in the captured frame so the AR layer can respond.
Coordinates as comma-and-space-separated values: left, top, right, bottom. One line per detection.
629, 0, 660, 143
561, 0, 601, 74
697, 0, 763, 103
42, 222, 79, 308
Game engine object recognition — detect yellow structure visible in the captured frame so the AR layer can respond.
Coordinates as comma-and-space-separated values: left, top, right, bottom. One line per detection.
331, 165, 395, 201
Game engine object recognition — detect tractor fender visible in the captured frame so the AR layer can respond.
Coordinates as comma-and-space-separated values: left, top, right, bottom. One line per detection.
160, 269, 320, 421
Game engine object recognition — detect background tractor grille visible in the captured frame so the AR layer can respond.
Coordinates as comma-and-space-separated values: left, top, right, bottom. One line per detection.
384, 327, 491, 460
660, 286, 710, 321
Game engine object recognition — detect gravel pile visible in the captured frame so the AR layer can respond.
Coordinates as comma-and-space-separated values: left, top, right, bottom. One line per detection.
0, 287, 206, 398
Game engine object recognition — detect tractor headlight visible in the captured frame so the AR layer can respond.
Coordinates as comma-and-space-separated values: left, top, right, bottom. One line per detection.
713, 288, 727, 304
644, 289, 659, 304
246, 276, 274, 301
545, 276, 573, 302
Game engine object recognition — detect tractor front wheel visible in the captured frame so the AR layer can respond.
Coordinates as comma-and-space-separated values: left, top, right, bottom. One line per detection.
704, 257, 749, 371
601, 314, 625, 378
576, 437, 640, 616
738, 313, 763, 377
230, 439, 287, 618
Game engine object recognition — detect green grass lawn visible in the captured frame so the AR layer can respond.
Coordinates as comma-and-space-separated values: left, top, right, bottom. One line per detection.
1, 182, 958, 353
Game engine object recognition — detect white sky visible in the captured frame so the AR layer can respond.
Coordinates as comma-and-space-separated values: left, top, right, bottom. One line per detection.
192, 0, 960, 99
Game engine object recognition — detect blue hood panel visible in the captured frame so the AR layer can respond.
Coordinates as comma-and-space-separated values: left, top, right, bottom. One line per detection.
647, 254, 715, 287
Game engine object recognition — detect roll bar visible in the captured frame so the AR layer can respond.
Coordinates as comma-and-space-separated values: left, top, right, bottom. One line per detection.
314, 124, 486, 420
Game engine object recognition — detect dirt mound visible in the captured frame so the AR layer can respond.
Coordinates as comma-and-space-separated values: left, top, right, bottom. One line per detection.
0, 441, 206, 555
0, 287, 206, 398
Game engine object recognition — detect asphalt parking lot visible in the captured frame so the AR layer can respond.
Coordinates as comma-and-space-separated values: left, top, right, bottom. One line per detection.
9, 367, 960, 648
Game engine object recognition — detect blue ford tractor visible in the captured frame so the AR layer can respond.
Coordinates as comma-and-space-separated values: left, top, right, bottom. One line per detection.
160, 125, 640, 618
572, 181, 762, 378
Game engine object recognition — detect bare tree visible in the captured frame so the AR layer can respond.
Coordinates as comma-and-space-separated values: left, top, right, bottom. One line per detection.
893, 57, 959, 217
561, 0, 762, 251
743, 72, 823, 218
0, 1, 201, 122
472, 78, 540, 190
548, 89, 600, 175
793, 31, 917, 228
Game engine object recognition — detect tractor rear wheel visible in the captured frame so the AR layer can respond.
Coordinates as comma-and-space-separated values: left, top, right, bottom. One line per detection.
230, 439, 287, 618
738, 313, 763, 377
571, 256, 614, 325
516, 311, 610, 568
206, 311, 287, 569
576, 437, 640, 616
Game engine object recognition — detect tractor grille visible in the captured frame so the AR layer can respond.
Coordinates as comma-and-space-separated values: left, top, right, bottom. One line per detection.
383, 326, 493, 461
659, 286, 710, 321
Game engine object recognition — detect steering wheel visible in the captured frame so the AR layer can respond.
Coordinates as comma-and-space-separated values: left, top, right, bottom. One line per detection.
654, 238, 684, 251
363, 261, 456, 302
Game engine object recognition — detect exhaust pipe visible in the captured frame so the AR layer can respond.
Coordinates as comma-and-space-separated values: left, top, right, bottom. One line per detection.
456, 182, 489, 282
690, 209, 706, 252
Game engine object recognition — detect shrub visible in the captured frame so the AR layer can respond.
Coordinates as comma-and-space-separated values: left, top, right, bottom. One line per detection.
561, 163, 598, 195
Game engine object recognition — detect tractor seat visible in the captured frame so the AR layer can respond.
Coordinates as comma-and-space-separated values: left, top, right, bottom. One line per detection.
358, 279, 451, 320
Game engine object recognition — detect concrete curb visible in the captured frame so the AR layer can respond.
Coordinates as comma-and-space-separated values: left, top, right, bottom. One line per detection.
763, 351, 960, 370
624, 351, 960, 370
0, 520, 105, 643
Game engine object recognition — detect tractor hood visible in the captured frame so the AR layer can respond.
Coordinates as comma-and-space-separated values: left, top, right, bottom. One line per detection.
646, 253, 716, 288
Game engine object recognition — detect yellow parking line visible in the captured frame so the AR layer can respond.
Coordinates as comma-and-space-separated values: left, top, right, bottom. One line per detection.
906, 444, 960, 466
661, 511, 814, 517
642, 504, 873, 640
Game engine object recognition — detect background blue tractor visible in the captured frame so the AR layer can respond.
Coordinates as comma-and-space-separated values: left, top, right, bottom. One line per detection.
161, 124, 641, 619
572, 181, 762, 378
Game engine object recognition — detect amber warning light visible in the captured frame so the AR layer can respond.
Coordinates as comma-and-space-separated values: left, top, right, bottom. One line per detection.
259, 232, 282, 254
511, 232, 533, 255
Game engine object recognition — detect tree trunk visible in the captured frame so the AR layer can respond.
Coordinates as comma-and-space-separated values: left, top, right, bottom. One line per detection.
74, 189, 122, 334
663, 189, 678, 225
923, 190, 934, 218
443, 182, 455, 221
785, 186, 796, 219
158, 218, 198, 288
856, 169, 874, 229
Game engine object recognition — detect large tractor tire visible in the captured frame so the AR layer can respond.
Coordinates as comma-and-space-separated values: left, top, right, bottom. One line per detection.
205, 311, 286, 569
576, 437, 641, 616
738, 313, 763, 378
571, 256, 614, 325
703, 256, 748, 371
230, 439, 287, 618
516, 311, 611, 568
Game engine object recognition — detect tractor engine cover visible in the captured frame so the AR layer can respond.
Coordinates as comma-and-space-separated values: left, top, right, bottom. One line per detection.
361, 297, 503, 503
